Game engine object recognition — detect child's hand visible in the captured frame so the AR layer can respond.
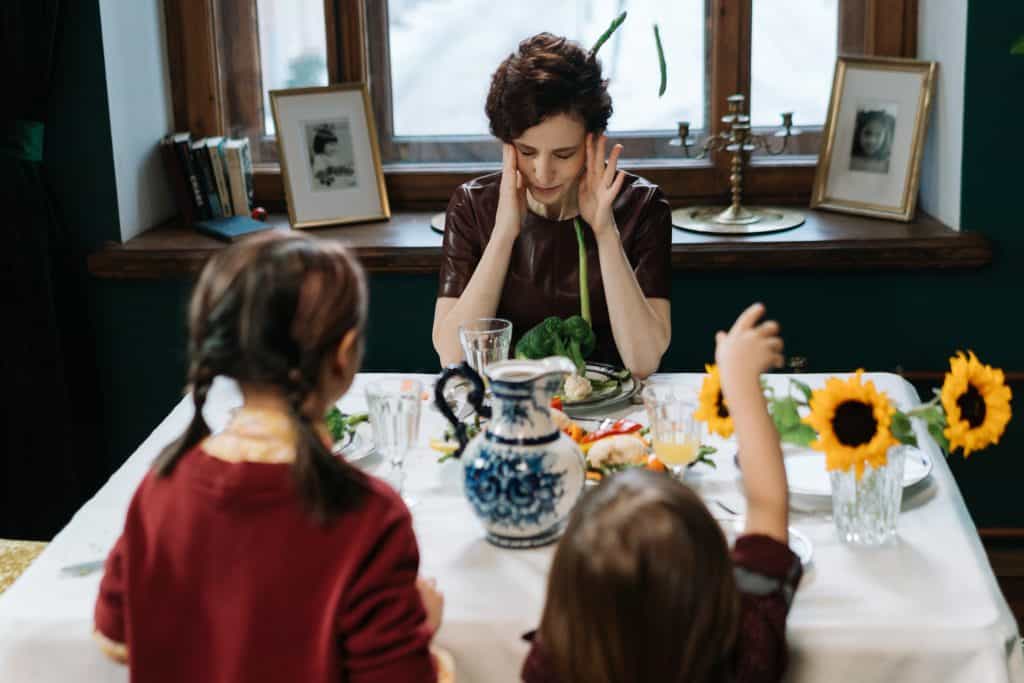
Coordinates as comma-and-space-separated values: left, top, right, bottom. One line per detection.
416, 576, 444, 636
715, 302, 783, 393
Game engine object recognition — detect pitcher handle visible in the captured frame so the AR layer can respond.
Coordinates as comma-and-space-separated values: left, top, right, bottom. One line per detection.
434, 362, 491, 459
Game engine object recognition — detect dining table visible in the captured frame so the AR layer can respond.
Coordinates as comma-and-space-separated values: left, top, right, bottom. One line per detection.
0, 371, 1021, 682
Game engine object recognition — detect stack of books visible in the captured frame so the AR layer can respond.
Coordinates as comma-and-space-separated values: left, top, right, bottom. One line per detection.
160, 132, 270, 241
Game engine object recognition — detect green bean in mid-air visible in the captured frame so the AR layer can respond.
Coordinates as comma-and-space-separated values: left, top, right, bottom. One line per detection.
591, 10, 627, 56
654, 23, 667, 97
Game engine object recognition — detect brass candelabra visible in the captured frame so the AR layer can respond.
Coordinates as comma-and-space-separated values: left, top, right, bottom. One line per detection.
670, 94, 806, 235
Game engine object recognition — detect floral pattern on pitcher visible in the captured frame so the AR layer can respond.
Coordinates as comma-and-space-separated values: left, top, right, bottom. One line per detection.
464, 446, 566, 531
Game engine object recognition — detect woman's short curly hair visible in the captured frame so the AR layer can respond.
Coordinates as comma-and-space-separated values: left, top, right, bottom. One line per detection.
485, 32, 612, 142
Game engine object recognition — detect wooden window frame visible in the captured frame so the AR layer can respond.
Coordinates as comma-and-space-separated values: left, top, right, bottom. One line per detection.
164, 0, 918, 211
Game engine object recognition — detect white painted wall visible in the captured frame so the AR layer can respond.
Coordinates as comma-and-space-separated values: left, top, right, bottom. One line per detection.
98, 0, 175, 241
917, 0, 967, 230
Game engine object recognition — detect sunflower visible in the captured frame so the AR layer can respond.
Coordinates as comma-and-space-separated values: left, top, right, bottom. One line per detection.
694, 364, 734, 438
941, 351, 1012, 458
803, 370, 898, 479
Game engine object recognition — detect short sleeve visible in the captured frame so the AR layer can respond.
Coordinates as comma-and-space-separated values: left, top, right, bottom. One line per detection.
731, 534, 803, 682
437, 184, 485, 299
337, 503, 435, 683
94, 534, 128, 645
624, 184, 672, 300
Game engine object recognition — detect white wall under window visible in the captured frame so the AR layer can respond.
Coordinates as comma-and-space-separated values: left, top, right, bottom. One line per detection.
98, 0, 175, 241
917, 0, 966, 230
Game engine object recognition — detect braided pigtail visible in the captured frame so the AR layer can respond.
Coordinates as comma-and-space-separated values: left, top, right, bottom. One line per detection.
285, 367, 363, 524
153, 364, 215, 476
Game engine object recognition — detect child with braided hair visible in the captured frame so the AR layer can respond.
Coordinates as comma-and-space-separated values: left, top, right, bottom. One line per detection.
93, 233, 447, 682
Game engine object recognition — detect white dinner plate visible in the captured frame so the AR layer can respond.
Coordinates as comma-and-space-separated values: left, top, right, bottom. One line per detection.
783, 448, 933, 499
331, 425, 375, 463
718, 518, 813, 567
562, 363, 640, 415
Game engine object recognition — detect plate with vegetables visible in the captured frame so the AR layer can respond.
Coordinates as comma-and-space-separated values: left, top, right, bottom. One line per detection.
549, 408, 716, 483
559, 362, 638, 411
325, 407, 375, 463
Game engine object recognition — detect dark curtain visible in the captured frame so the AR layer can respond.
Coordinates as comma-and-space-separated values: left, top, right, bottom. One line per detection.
1, 0, 91, 539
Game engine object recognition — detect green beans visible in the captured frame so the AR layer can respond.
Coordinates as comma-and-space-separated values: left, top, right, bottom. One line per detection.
590, 11, 627, 56
654, 23, 667, 97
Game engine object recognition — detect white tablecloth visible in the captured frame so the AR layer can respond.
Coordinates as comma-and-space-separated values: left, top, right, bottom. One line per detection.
0, 373, 1021, 682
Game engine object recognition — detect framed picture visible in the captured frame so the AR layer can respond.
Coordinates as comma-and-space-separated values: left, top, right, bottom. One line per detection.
811, 56, 937, 222
270, 83, 390, 229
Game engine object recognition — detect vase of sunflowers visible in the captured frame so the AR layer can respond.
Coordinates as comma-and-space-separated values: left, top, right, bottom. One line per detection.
694, 352, 1012, 547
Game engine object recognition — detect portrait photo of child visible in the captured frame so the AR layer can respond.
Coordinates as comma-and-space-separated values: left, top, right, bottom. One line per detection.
849, 104, 897, 174
305, 119, 357, 192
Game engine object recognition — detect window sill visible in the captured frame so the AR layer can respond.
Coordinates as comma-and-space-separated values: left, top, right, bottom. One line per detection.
88, 208, 990, 280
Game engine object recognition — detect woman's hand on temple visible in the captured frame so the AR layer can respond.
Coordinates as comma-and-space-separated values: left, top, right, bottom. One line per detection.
495, 143, 527, 239
578, 133, 626, 241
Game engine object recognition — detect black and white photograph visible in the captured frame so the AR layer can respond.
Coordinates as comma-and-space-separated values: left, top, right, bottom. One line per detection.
812, 56, 935, 221
305, 119, 357, 191
849, 103, 897, 174
270, 83, 389, 228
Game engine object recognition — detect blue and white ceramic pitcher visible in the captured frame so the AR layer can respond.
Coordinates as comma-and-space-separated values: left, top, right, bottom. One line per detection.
434, 357, 586, 549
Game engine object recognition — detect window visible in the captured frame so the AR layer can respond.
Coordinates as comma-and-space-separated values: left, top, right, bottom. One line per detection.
165, 0, 918, 206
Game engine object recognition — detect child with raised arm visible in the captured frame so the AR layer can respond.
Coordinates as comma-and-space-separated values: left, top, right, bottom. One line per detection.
93, 233, 448, 682
522, 302, 800, 683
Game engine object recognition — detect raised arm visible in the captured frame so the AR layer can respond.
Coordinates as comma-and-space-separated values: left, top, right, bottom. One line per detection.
432, 144, 524, 366
714, 303, 788, 543
578, 134, 670, 378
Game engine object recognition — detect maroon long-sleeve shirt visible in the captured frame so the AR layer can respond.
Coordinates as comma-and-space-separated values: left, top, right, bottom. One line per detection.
94, 447, 435, 683
521, 534, 803, 683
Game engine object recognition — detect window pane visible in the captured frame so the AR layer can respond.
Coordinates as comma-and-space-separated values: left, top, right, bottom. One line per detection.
750, 0, 837, 128
387, 0, 705, 138
256, 0, 329, 136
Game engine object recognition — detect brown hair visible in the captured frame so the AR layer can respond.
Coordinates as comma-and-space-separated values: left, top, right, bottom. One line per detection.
485, 32, 612, 141
538, 468, 740, 683
153, 232, 369, 522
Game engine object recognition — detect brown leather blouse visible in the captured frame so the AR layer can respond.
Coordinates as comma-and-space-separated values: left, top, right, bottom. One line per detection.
437, 171, 671, 367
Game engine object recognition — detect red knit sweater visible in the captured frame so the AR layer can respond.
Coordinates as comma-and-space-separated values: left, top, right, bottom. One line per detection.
94, 447, 435, 683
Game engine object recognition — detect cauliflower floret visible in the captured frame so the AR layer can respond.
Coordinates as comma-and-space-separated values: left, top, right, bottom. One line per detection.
563, 373, 593, 402
587, 434, 647, 469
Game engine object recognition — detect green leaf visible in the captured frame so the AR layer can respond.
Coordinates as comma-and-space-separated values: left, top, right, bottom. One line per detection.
890, 410, 919, 448
1013, 34, 1024, 55
927, 420, 950, 455
790, 378, 813, 403
591, 11, 627, 56
770, 397, 802, 432
697, 445, 717, 458
780, 423, 817, 447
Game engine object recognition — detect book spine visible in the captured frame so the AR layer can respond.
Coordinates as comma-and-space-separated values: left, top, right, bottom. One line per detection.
208, 142, 232, 216
192, 144, 222, 218
239, 139, 254, 214
216, 144, 234, 216
173, 136, 208, 219
226, 147, 250, 217
160, 136, 196, 225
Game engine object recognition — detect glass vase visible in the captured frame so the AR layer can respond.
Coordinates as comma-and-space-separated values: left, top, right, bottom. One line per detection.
829, 445, 906, 546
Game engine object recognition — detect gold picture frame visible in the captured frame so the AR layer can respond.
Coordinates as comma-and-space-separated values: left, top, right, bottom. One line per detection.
811, 56, 937, 222
270, 83, 390, 229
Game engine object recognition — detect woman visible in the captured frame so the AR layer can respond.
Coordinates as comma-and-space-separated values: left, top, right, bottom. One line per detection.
432, 32, 672, 378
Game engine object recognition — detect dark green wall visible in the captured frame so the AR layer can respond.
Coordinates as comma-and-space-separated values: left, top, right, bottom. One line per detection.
58, 2, 1024, 526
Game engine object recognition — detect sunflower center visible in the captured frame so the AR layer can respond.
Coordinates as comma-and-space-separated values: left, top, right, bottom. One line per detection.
832, 400, 877, 446
956, 384, 987, 428
716, 391, 729, 418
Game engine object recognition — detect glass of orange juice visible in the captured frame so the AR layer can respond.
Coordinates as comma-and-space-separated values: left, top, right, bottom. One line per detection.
642, 384, 703, 480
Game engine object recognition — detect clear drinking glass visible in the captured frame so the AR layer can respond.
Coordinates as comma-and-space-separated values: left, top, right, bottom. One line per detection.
458, 318, 512, 374
829, 445, 906, 546
365, 378, 423, 507
642, 384, 704, 480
